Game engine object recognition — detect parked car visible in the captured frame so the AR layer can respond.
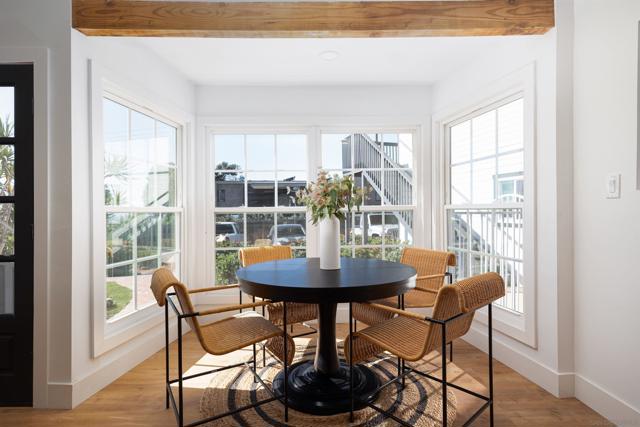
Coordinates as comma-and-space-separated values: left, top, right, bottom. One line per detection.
215, 222, 244, 245
268, 224, 306, 246
352, 213, 399, 240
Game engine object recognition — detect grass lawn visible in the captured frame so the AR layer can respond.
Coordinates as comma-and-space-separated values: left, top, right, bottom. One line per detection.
107, 281, 133, 319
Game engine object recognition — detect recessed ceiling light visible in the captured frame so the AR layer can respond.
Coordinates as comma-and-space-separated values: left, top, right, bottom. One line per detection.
319, 50, 340, 61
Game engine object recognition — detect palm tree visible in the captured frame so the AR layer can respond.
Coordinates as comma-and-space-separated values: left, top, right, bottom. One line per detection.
0, 115, 14, 138
215, 161, 242, 181
0, 115, 15, 255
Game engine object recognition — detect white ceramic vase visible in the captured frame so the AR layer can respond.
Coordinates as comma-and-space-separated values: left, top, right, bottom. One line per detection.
319, 216, 341, 270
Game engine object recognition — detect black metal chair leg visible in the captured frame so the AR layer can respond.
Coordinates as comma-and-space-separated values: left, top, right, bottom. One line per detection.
349, 302, 354, 423
262, 304, 267, 366
489, 303, 494, 427
165, 302, 169, 410
178, 317, 184, 427
283, 301, 289, 423
253, 343, 257, 383
442, 322, 447, 427
449, 341, 454, 362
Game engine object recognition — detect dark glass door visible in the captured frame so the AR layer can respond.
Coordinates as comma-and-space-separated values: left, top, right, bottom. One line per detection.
0, 64, 34, 406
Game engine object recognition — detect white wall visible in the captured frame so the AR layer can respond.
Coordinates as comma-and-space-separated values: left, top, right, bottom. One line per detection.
0, 0, 72, 409
430, 31, 575, 397
69, 33, 196, 408
573, 1, 640, 423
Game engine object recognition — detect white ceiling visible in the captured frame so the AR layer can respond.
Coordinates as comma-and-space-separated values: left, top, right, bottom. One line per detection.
134, 36, 537, 86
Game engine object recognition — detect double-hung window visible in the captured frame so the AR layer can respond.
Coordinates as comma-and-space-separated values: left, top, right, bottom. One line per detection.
212, 133, 308, 285
103, 95, 182, 322
445, 96, 525, 313
320, 132, 415, 261
210, 129, 418, 286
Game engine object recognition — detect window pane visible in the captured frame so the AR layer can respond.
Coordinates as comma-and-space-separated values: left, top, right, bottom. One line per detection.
341, 246, 354, 257
277, 134, 307, 170
383, 169, 412, 206
354, 212, 384, 245
398, 133, 413, 168
161, 253, 180, 276
447, 210, 469, 250
355, 247, 382, 259
104, 99, 129, 206
471, 110, 496, 159
247, 172, 275, 207
340, 212, 355, 245
0, 262, 14, 315
0, 87, 14, 138
471, 158, 497, 204
450, 163, 471, 205
136, 213, 159, 258
214, 134, 245, 170
353, 134, 381, 169
129, 111, 156, 207
0, 203, 13, 256
215, 173, 245, 207
498, 98, 524, 153
161, 213, 177, 253
355, 171, 382, 206
0, 145, 14, 196
382, 211, 413, 245
215, 213, 244, 247
215, 250, 240, 285
293, 249, 306, 258
275, 212, 306, 247
136, 258, 158, 310
450, 121, 470, 164
106, 213, 134, 264
247, 213, 274, 246
246, 134, 275, 170
106, 264, 134, 321
384, 247, 403, 262
155, 122, 178, 207
277, 171, 307, 207
322, 134, 351, 170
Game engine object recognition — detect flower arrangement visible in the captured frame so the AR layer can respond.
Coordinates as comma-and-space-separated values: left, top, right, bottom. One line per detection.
296, 171, 366, 225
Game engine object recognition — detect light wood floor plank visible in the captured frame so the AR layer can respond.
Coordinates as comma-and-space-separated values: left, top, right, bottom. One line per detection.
0, 324, 611, 426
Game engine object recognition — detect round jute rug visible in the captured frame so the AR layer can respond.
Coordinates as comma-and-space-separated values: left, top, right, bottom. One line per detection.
200, 340, 457, 426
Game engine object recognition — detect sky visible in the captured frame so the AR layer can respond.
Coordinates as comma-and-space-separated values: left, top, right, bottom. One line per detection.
0, 87, 14, 131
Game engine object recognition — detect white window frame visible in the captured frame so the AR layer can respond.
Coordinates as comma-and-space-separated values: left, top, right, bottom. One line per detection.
201, 124, 423, 306
89, 60, 190, 357
432, 64, 537, 347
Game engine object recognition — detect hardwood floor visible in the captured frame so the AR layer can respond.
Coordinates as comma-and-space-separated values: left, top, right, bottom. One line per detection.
0, 324, 611, 426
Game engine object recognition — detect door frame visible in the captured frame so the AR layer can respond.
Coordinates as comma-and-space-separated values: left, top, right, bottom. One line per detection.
0, 48, 48, 408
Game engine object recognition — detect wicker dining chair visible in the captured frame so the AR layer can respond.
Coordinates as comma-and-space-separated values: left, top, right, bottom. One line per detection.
345, 272, 505, 427
352, 247, 457, 358
239, 246, 318, 336
151, 268, 294, 427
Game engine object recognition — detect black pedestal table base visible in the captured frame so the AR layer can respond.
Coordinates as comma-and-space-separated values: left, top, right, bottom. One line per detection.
273, 360, 380, 415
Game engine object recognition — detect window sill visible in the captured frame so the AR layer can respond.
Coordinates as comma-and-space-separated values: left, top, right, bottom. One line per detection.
93, 304, 165, 358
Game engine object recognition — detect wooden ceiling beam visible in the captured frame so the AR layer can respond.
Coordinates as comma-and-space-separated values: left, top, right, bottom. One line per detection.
72, 0, 555, 38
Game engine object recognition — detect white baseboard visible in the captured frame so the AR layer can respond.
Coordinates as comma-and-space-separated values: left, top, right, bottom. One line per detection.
574, 374, 640, 427
462, 325, 573, 398
46, 322, 179, 409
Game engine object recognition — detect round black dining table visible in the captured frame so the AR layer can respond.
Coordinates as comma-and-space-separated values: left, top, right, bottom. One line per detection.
236, 257, 416, 415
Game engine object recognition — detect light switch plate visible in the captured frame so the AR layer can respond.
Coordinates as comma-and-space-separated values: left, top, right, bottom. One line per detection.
606, 173, 621, 199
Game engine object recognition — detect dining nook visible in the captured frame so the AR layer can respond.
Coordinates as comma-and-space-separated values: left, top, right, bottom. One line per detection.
1, 1, 636, 426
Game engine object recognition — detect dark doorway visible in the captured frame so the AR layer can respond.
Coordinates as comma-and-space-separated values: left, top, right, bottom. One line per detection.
0, 64, 34, 406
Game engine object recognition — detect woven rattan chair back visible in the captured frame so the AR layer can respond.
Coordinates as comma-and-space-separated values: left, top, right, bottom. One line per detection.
150, 268, 206, 349
239, 245, 293, 267
401, 247, 456, 308
421, 272, 504, 359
